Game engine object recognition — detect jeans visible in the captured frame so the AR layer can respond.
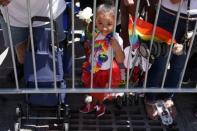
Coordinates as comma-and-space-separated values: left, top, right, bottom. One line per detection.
0, 12, 65, 47
0, 11, 71, 76
146, 9, 196, 101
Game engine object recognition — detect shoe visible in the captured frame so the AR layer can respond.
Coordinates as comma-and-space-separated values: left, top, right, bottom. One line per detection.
144, 99, 159, 120
79, 103, 96, 113
96, 104, 105, 118
164, 99, 177, 118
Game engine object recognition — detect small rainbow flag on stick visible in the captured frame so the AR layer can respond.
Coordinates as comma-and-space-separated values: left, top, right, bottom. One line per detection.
128, 17, 176, 46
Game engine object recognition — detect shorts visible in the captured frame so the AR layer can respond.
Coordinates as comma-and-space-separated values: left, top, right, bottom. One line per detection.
0, 12, 65, 47
81, 60, 121, 88
81, 60, 121, 102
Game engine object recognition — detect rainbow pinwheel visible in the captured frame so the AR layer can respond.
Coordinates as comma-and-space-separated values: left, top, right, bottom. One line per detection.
128, 17, 176, 46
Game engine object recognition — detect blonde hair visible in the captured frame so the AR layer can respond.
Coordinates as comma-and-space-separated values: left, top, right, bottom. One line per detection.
96, 3, 115, 17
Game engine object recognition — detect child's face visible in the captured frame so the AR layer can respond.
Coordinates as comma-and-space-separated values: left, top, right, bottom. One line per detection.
96, 12, 115, 36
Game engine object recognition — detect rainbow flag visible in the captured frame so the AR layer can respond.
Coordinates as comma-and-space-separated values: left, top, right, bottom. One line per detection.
128, 17, 176, 46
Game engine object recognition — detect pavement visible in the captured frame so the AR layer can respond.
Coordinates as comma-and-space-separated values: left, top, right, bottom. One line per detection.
0, 93, 197, 131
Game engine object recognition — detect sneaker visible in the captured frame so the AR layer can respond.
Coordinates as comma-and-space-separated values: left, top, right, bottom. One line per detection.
164, 99, 177, 118
79, 103, 96, 113
96, 104, 106, 118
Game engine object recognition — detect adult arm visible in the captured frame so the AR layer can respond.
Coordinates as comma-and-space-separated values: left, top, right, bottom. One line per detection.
120, 0, 157, 48
120, 0, 136, 48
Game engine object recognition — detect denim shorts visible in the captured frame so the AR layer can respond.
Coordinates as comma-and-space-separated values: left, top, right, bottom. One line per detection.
0, 12, 65, 47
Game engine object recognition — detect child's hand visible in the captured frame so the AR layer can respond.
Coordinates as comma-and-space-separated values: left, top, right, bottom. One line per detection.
110, 37, 118, 50
110, 37, 125, 63
110, 37, 121, 53
172, 43, 184, 55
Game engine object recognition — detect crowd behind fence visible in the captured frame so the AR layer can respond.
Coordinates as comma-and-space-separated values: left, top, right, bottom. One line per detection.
0, 0, 197, 94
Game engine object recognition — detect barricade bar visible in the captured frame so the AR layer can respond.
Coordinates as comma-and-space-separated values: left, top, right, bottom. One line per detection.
143, 0, 161, 88
178, 20, 197, 88
90, 0, 97, 89
161, 0, 183, 88
0, 88, 197, 94
3, 6, 19, 89
0, 0, 197, 94
126, 0, 141, 89
71, 0, 75, 89
27, 0, 38, 89
49, 0, 57, 89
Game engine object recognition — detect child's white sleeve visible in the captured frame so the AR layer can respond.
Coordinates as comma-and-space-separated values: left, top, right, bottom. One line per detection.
114, 33, 123, 50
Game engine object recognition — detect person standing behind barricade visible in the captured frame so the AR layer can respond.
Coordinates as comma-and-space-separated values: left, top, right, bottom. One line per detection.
145, 0, 197, 120
79, 2, 125, 118
119, 0, 157, 87
121, 0, 197, 122
120, 0, 156, 49
0, 0, 66, 82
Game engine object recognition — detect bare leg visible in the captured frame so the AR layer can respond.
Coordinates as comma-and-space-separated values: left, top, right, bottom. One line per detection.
7, 41, 27, 81
15, 40, 27, 64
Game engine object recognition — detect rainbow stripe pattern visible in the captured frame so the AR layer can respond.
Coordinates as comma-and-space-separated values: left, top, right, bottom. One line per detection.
93, 39, 110, 73
128, 17, 176, 46
82, 33, 113, 73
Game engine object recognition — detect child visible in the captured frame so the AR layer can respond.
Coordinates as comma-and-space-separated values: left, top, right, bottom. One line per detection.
80, 2, 125, 117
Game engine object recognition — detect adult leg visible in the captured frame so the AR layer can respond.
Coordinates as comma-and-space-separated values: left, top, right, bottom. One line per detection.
120, 0, 156, 48
145, 9, 178, 119
0, 15, 28, 82
145, 9, 176, 101
0, 17, 28, 65
15, 41, 27, 64
163, 20, 196, 98
146, 56, 168, 101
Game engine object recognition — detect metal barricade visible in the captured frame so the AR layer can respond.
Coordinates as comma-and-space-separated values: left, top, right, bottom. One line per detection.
0, 0, 197, 95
